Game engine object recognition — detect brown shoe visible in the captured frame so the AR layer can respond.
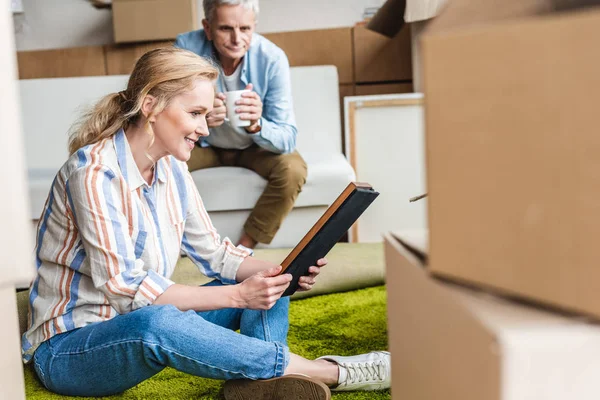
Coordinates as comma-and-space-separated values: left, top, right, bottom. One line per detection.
223, 374, 331, 400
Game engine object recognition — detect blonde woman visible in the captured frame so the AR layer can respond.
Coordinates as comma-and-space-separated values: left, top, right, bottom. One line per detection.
22, 48, 390, 399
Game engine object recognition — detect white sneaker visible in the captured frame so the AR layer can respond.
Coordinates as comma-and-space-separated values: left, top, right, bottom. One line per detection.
317, 351, 391, 392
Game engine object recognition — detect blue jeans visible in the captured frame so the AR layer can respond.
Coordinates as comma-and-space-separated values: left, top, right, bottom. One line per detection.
32, 281, 291, 397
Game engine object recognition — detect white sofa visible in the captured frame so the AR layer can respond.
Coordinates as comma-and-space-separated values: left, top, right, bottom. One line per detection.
19, 66, 355, 248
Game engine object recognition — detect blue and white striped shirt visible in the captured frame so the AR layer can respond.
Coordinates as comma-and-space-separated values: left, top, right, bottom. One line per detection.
22, 129, 249, 362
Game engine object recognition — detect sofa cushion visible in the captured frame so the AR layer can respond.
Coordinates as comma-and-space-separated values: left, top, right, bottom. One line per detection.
291, 66, 342, 155
20, 76, 129, 174
192, 152, 355, 212
28, 169, 58, 220
21, 75, 129, 220
28, 151, 355, 219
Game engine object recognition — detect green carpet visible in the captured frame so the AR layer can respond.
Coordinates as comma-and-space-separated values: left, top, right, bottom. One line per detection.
24, 286, 390, 400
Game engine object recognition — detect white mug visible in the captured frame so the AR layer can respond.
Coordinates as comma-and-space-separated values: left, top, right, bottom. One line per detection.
225, 89, 251, 127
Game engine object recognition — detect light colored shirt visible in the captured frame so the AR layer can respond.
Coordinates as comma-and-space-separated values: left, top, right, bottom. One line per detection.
175, 30, 298, 154
22, 129, 249, 362
222, 61, 244, 92
207, 62, 255, 150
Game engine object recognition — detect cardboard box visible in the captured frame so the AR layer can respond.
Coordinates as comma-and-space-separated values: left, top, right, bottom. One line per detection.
105, 40, 174, 75
385, 230, 600, 400
263, 28, 354, 84
353, 25, 412, 83
366, 0, 448, 91
366, 0, 447, 37
112, 0, 197, 43
354, 82, 413, 96
421, 0, 600, 318
404, 0, 447, 23
17, 46, 107, 79
405, 0, 448, 91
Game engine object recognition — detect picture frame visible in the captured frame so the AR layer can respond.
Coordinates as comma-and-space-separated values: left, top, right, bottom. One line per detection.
344, 93, 427, 242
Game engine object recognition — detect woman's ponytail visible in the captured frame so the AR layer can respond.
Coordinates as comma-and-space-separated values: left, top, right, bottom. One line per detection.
68, 92, 129, 155
67, 47, 219, 155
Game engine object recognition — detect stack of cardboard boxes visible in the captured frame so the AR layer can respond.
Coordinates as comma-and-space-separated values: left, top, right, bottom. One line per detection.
377, 0, 600, 398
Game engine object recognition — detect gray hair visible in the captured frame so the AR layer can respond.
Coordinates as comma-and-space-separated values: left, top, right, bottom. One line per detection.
203, 0, 259, 22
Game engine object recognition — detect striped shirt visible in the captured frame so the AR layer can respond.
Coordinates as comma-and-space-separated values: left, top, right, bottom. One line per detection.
22, 129, 249, 362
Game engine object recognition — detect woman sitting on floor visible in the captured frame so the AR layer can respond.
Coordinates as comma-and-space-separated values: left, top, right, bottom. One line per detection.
21, 47, 390, 399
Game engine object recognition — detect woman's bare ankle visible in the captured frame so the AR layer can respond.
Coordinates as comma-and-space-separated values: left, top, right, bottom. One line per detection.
284, 354, 339, 386
314, 359, 339, 387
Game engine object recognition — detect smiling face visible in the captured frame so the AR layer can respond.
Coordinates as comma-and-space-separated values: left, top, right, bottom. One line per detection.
150, 78, 214, 162
203, 4, 256, 68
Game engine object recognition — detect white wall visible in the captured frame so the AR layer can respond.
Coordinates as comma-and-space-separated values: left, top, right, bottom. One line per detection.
256, 0, 383, 33
13, 0, 385, 51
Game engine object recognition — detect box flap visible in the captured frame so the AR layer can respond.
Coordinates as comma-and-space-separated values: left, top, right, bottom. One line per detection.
390, 229, 428, 259
366, 0, 406, 38
405, 0, 448, 23
367, 0, 449, 37
426, 0, 600, 33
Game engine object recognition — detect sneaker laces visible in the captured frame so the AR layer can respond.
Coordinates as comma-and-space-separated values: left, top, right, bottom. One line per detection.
339, 359, 385, 386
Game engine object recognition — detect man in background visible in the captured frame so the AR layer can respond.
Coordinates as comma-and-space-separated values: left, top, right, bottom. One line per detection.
175, 0, 306, 252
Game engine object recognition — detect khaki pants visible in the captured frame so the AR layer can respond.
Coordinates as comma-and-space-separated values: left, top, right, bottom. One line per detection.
187, 145, 307, 244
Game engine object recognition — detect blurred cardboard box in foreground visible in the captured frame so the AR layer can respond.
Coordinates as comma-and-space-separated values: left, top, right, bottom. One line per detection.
422, 0, 600, 319
385, 230, 600, 400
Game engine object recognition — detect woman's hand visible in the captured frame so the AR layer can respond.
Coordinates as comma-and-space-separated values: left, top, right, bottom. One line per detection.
297, 258, 327, 292
235, 265, 292, 310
